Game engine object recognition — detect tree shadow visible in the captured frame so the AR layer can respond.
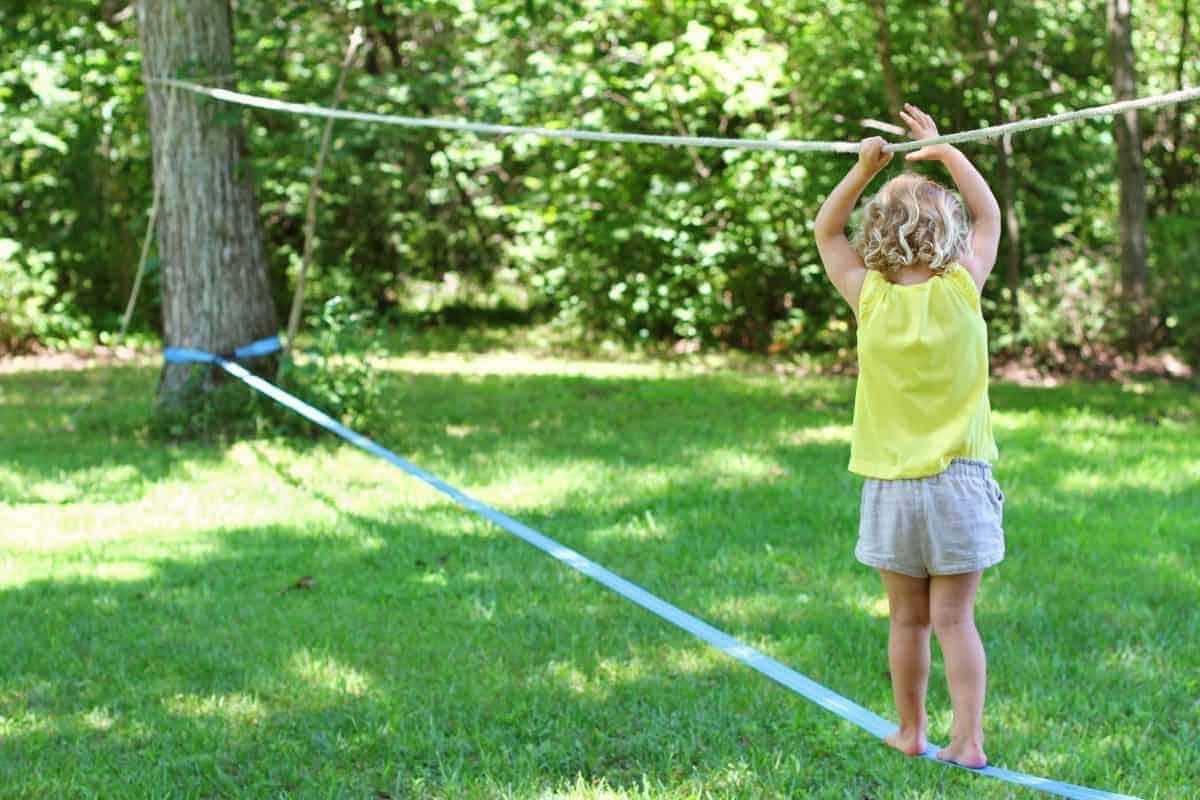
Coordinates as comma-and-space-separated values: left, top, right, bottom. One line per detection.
0, 497, 895, 797
1, 362, 856, 508
3, 425, 1191, 796
990, 380, 1199, 423
0, 364, 229, 505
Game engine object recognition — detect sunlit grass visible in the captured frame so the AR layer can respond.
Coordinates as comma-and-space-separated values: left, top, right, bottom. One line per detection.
0, 350, 1196, 799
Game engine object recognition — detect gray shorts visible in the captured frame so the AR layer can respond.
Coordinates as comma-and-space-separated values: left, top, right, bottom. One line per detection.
856, 458, 1005, 578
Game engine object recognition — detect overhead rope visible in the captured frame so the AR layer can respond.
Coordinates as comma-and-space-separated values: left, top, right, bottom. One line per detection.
147, 77, 856, 151
148, 76, 1200, 153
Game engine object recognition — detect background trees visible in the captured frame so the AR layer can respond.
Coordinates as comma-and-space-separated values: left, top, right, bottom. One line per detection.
2, 0, 1197, 362
1107, 0, 1152, 345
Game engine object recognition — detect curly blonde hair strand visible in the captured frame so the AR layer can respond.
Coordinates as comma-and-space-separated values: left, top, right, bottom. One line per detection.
852, 173, 971, 276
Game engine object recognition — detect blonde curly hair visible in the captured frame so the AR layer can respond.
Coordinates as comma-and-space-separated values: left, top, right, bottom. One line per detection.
852, 173, 970, 276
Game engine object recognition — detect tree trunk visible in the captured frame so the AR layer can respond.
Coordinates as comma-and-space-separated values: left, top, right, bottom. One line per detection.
1165, 0, 1191, 214
1106, 0, 1151, 346
139, 0, 279, 406
968, 0, 1022, 332
867, 0, 903, 121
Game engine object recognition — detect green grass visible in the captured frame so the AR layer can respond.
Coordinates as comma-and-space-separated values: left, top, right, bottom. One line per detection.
1, 348, 1197, 800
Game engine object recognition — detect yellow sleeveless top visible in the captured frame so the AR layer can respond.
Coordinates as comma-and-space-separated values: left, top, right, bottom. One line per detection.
849, 264, 998, 479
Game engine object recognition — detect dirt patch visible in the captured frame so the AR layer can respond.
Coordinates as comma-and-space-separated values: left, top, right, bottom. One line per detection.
990, 347, 1194, 387
0, 345, 158, 374
3, 342, 1194, 387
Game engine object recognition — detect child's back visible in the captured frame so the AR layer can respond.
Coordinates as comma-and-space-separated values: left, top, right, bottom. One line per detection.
851, 262, 997, 479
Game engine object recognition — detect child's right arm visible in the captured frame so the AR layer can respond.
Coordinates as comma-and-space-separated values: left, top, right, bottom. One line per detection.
902, 104, 1002, 291
814, 137, 893, 314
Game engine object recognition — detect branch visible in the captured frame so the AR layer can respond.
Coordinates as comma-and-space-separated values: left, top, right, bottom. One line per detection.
279, 25, 366, 381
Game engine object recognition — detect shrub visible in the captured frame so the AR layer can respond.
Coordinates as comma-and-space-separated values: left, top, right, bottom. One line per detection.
153, 298, 387, 441
275, 296, 387, 435
985, 250, 1122, 362
0, 238, 86, 352
1149, 215, 1200, 366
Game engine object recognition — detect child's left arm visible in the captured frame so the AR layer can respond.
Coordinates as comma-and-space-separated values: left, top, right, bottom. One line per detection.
814, 137, 892, 315
903, 104, 1002, 291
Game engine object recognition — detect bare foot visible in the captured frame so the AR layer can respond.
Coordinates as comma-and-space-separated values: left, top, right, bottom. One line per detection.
884, 725, 928, 757
936, 741, 987, 769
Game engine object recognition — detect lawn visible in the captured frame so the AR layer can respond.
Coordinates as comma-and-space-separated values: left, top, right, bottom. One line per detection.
1, 346, 1197, 799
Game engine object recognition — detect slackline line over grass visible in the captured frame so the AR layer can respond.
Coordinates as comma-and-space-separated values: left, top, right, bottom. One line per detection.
162, 337, 1143, 800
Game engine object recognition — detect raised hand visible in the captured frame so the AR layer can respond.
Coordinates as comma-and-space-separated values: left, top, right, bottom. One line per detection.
900, 103, 949, 162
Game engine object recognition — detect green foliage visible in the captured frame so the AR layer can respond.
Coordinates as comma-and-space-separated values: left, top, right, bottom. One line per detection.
1150, 215, 1200, 363
0, 238, 87, 351
2, 0, 1198, 360
0, 3, 154, 337
986, 247, 1123, 361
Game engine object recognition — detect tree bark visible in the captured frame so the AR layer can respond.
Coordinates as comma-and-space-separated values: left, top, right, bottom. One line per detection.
867, 0, 903, 121
1165, 0, 1191, 214
1106, 0, 1151, 346
139, 0, 279, 406
968, 0, 1022, 332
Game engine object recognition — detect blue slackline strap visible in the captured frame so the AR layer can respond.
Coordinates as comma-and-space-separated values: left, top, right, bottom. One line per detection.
164, 335, 282, 365
164, 340, 1142, 800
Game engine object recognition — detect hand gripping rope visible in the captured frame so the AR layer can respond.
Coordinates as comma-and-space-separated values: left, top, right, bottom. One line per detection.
164, 338, 1144, 800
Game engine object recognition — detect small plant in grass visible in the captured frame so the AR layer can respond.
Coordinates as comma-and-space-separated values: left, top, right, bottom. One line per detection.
274, 296, 388, 435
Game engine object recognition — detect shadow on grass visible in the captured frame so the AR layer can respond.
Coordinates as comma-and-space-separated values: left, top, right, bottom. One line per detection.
0, 368, 908, 796
2, 445, 1194, 797
0, 361, 855, 507
0, 503, 890, 797
2, 505, 1190, 798
990, 380, 1199, 423
0, 364, 244, 505
1, 359, 1196, 796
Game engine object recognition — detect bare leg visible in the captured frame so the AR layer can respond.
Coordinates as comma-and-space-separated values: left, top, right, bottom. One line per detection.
931, 570, 988, 768
878, 569, 931, 757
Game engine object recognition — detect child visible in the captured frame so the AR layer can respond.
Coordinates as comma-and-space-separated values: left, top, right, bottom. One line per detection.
813, 104, 1005, 769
